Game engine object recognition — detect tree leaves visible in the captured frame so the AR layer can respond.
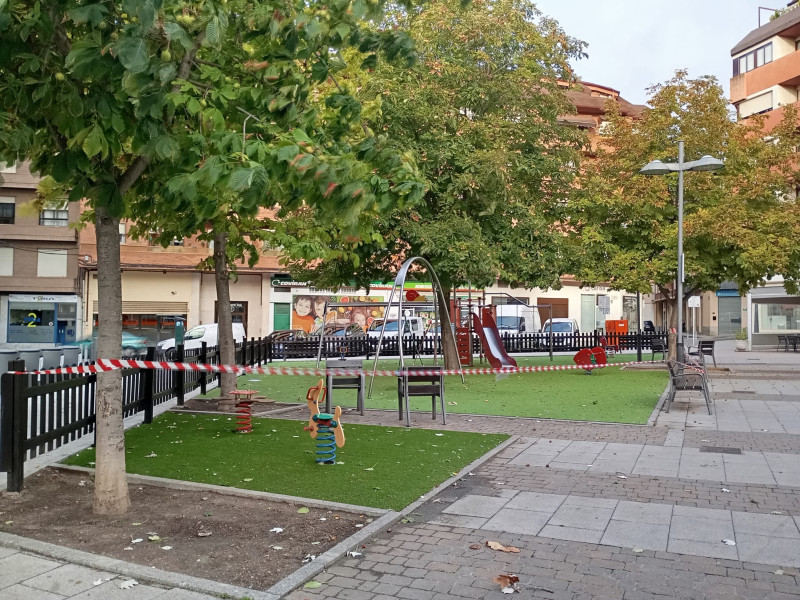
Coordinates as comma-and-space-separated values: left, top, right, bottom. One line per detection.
116, 37, 150, 74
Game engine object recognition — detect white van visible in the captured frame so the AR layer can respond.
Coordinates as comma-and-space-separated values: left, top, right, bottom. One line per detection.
157, 322, 246, 357
495, 305, 541, 335
367, 316, 426, 339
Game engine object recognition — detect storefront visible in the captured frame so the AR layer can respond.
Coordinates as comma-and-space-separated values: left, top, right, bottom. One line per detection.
748, 282, 800, 347
6, 293, 81, 345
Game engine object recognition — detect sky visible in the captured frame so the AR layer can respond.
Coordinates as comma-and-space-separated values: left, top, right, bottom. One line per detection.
534, 0, 775, 106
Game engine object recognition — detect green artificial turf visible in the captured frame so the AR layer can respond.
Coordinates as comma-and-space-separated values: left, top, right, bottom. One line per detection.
221, 354, 666, 424
63, 414, 508, 510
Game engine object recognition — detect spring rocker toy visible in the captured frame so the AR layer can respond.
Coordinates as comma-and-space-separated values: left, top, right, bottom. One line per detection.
573, 347, 607, 375
303, 380, 345, 464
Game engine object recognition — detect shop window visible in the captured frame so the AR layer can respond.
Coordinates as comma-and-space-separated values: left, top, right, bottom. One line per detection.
0, 247, 12, 276
754, 302, 800, 333
37, 249, 68, 277
215, 301, 248, 325
0, 196, 14, 224
8, 301, 56, 343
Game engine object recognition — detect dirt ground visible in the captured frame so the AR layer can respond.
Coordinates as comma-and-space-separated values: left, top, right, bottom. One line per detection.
0, 467, 370, 591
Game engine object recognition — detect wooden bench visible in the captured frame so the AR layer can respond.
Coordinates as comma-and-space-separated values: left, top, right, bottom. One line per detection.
325, 359, 365, 415
397, 365, 445, 427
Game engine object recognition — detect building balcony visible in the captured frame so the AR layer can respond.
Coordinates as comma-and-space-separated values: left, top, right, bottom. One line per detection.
731, 50, 800, 103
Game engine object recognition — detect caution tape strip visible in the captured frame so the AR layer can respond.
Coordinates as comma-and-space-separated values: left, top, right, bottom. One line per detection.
10, 357, 690, 378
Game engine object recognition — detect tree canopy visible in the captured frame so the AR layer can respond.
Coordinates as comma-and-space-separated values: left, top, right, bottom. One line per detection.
0, 0, 426, 513
570, 71, 800, 316
274, 0, 587, 294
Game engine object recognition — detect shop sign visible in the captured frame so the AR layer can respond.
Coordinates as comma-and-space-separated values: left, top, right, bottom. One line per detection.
270, 277, 308, 288
9, 294, 79, 303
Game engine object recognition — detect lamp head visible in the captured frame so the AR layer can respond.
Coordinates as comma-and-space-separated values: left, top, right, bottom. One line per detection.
639, 160, 676, 175
689, 155, 725, 172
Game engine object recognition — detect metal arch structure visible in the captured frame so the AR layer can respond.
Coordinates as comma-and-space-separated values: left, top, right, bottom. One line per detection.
367, 256, 464, 397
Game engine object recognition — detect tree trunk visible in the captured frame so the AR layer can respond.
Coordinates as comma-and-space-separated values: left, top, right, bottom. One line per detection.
662, 285, 678, 362
213, 230, 237, 396
92, 205, 130, 515
437, 288, 459, 370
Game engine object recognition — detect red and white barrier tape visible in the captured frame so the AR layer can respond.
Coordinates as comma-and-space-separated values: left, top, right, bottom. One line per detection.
10, 357, 682, 378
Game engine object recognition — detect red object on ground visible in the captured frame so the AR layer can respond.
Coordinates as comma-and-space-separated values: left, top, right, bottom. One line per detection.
590, 347, 608, 366
231, 390, 257, 433
573, 348, 593, 366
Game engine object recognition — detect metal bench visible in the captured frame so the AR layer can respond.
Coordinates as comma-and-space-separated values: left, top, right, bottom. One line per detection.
397, 365, 445, 427
665, 359, 712, 415
651, 339, 667, 362
325, 359, 365, 415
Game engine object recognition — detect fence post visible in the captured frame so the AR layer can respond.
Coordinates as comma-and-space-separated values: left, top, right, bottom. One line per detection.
142, 347, 155, 424
176, 344, 185, 406
3, 361, 27, 492
249, 337, 255, 367
636, 330, 642, 361
200, 342, 208, 395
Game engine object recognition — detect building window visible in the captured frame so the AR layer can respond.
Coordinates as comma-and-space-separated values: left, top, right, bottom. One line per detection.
0, 196, 14, 224
39, 200, 69, 226
215, 301, 248, 325
37, 249, 68, 277
733, 42, 772, 76
119, 222, 127, 244
0, 247, 12, 276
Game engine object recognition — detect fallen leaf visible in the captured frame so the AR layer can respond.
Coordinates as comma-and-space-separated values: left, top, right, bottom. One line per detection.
242, 478, 253, 482
632, 547, 644, 553
78, 480, 86, 487
486, 541, 519, 553
771, 511, 783, 515
616, 474, 628, 480
93, 579, 103, 586
145, 452, 157, 458
401, 517, 414, 524
722, 539, 736, 546
197, 532, 212, 537
3, 521, 12, 525
721, 488, 731, 493
469, 543, 482, 550
302, 554, 316, 563
347, 551, 362, 558
131, 538, 143, 544
493, 573, 520, 592
148, 535, 161, 542
131, 522, 143, 526
123, 546, 133, 551
161, 546, 172, 550
297, 507, 309, 514
775, 569, 784, 575
304, 581, 322, 589
311, 541, 321, 545
434, 433, 444, 436
119, 580, 138, 590
270, 527, 284, 533
271, 545, 284, 550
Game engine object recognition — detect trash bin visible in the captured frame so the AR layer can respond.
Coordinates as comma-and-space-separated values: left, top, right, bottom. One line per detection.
0, 349, 19, 374
17, 349, 42, 372
62, 346, 81, 366
41, 348, 63, 369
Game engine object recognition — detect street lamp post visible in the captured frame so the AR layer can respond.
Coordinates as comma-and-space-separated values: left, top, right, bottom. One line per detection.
640, 140, 724, 362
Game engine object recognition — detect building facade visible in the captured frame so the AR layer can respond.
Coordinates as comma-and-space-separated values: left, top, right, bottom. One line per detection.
729, 2, 800, 347
0, 162, 82, 348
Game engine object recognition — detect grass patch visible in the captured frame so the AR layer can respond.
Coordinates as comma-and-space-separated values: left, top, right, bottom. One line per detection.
223, 354, 666, 424
63, 414, 508, 511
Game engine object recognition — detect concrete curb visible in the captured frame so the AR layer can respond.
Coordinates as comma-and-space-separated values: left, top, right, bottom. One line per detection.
54, 464, 388, 517
0, 531, 278, 600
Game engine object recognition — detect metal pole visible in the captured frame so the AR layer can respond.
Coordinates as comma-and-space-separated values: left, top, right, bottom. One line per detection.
676, 140, 685, 363
636, 292, 642, 362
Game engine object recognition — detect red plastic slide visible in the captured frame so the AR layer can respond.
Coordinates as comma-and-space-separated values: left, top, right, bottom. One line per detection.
471, 308, 518, 369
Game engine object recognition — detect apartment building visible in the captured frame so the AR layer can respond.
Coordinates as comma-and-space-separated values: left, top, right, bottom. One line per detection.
729, 2, 800, 346
0, 162, 82, 348
79, 219, 283, 344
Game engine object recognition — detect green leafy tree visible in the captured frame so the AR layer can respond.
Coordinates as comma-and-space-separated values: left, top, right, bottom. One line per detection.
274, 0, 587, 365
0, 0, 423, 513
571, 71, 800, 356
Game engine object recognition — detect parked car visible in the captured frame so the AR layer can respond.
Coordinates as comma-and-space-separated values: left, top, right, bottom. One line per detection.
122, 331, 148, 357
643, 320, 656, 333
367, 316, 426, 339
266, 329, 309, 359
157, 322, 246, 358
541, 318, 580, 350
